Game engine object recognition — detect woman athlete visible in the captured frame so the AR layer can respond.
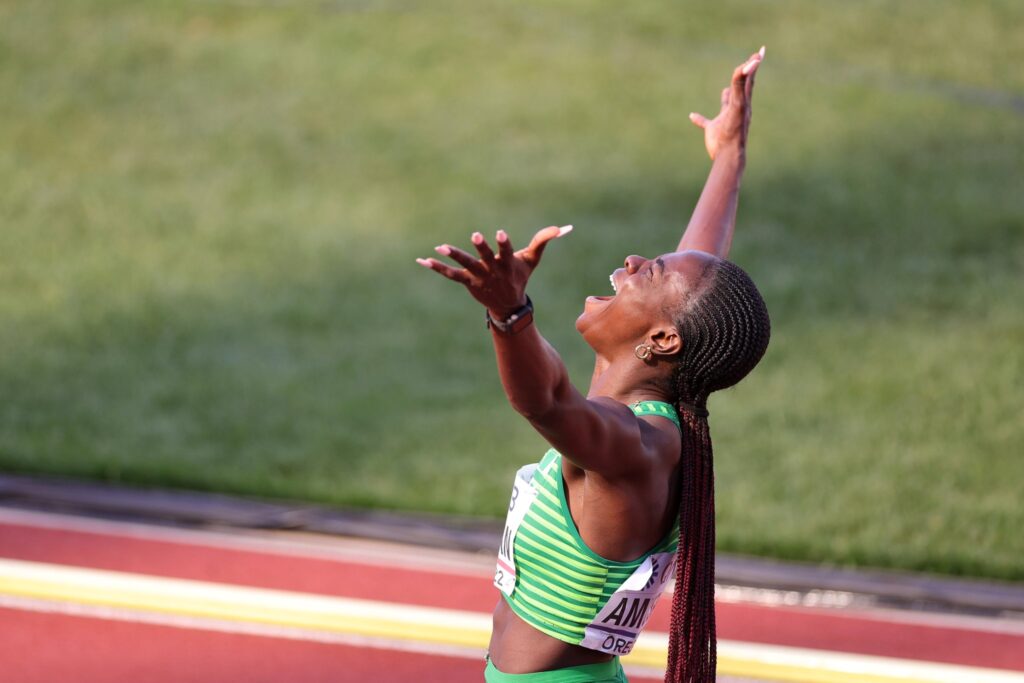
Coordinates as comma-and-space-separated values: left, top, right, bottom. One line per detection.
417, 49, 770, 683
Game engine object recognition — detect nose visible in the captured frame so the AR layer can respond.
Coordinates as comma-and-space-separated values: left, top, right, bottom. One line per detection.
624, 255, 647, 274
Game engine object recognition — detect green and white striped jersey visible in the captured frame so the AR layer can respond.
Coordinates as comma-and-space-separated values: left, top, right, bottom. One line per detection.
494, 401, 681, 657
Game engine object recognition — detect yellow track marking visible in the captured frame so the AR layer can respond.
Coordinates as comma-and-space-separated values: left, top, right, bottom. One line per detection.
0, 559, 1020, 683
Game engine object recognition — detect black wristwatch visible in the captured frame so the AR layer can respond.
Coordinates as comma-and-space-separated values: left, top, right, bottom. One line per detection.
485, 296, 534, 335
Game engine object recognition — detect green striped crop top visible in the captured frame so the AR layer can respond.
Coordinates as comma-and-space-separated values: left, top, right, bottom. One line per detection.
493, 401, 681, 657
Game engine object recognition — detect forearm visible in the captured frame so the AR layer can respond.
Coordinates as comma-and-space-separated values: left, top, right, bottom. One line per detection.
677, 145, 746, 258
490, 323, 572, 421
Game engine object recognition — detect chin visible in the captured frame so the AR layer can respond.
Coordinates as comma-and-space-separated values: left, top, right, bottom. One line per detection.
575, 313, 599, 351
574, 311, 587, 335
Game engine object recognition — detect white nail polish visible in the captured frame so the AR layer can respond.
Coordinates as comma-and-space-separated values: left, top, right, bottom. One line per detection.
558, 225, 574, 235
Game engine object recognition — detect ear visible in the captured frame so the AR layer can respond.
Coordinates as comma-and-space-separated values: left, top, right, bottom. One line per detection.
648, 325, 682, 357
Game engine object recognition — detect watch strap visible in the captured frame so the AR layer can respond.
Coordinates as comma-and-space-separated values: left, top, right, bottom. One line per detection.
486, 296, 534, 335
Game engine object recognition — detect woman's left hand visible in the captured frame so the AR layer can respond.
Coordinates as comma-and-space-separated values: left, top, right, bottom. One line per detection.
690, 47, 764, 160
417, 225, 572, 318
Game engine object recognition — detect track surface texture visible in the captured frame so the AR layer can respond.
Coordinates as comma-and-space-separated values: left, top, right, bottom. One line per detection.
1, 506, 1022, 683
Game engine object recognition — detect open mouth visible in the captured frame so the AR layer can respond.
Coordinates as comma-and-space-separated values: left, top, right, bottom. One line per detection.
585, 272, 619, 303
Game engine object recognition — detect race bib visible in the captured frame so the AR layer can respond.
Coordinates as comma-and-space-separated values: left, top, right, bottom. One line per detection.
580, 551, 676, 655
493, 464, 538, 596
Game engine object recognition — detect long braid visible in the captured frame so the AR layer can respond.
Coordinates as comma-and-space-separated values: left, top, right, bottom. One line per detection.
664, 260, 770, 683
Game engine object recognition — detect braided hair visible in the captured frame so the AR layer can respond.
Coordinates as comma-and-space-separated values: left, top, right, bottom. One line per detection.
663, 258, 770, 683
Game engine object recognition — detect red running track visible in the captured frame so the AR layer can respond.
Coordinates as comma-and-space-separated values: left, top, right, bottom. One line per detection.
1, 607, 494, 683
1, 511, 1022, 681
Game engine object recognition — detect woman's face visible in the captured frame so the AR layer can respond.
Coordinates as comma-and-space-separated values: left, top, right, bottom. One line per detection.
576, 250, 715, 354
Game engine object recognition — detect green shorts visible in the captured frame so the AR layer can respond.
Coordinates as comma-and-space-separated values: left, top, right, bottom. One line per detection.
484, 657, 628, 683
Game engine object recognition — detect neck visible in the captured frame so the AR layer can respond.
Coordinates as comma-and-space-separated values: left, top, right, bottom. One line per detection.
587, 352, 673, 405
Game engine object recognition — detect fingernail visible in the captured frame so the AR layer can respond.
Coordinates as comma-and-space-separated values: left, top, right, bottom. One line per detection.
415, 258, 431, 267
742, 61, 755, 75
558, 225, 573, 235
759, 46, 766, 58
497, 230, 507, 241
472, 232, 483, 243
435, 245, 451, 255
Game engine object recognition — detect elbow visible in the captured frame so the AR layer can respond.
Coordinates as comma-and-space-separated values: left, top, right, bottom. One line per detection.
508, 376, 571, 423
511, 396, 557, 423
502, 365, 571, 423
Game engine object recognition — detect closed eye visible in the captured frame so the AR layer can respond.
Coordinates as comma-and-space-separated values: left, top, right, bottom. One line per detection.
647, 260, 661, 280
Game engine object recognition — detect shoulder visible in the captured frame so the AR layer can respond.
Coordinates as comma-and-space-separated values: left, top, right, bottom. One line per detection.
583, 398, 681, 480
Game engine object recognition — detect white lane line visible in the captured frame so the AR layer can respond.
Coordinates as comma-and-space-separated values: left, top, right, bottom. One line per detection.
0, 593, 487, 661
0, 506, 495, 577
645, 629, 1024, 683
808, 602, 1024, 635
0, 558, 491, 644
1, 559, 1022, 683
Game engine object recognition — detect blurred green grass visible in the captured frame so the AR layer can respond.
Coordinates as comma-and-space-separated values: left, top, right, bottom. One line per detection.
1, 0, 1022, 580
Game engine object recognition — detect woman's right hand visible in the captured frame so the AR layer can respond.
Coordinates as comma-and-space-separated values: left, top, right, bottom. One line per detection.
689, 47, 764, 160
416, 225, 572, 319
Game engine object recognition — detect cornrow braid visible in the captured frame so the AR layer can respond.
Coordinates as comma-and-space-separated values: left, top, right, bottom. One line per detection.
664, 259, 770, 683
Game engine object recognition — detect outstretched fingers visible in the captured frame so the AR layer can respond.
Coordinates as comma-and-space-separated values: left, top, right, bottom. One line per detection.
419, 224, 572, 287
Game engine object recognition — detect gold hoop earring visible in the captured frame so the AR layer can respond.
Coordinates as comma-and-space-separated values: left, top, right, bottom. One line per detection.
634, 344, 653, 361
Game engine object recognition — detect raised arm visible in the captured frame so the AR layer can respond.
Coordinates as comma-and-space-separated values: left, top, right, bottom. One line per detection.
676, 47, 764, 258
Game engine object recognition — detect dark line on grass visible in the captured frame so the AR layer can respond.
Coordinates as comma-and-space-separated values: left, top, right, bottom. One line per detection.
196, 0, 413, 14
794, 57, 1024, 117
915, 80, 1024, 116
